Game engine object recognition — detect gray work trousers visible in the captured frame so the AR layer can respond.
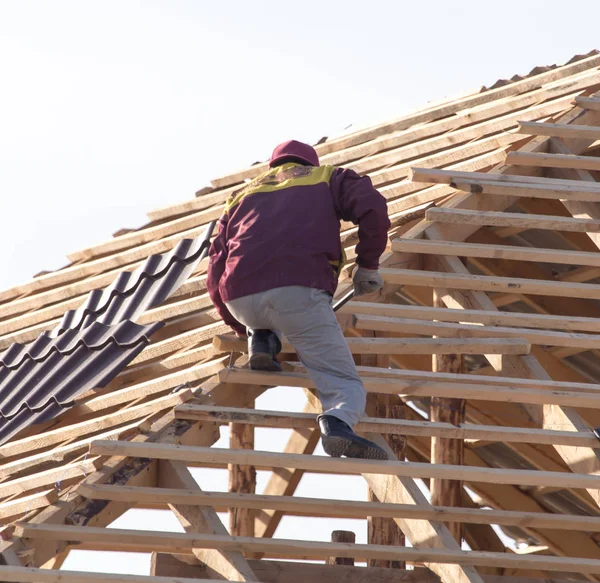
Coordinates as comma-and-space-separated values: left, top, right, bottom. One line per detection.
226, 286, 366, 427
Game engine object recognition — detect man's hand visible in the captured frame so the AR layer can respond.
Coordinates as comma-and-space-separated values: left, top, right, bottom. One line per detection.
353, 266, 384, 297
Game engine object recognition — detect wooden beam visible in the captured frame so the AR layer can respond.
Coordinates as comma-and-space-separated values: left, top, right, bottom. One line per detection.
379, 267, 600, 300
0, 565, 235, 583
344, 300, 600, 332
90, 440, 600, 490
506, 150, 600, 172
173, 404, 600, 449
0, 458, 102, 499
327, 530, 356, 566
393, 237, 600, 268
16, 522, 600, 574
215, 334, 530, 355
577, 96, 600, 111
366, 393, 406, 568
79, 482, 600, 531
229, 404, 256, 537
152, 553, 440, 582
431, 288, 464, 544
158, 459, 259, 582
0, 490, 58, 521
426, 206, 600, 233
352, 313, 600, 350
519, 121, 600, 140
214, 367, 600, 409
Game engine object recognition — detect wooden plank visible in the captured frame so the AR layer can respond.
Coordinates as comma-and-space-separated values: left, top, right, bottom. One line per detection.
506, 151, 600, 172
411, 167, 600, 191
90, 440, 600, 490
159, 459, 259, 582
519, 121, 600, 140
0, 458, 102, 498
393, 237, 600, 267
577, 96, 600, 111
236, 362, 600, 393
0, 565, 230, 583
426, 206, 600, 234
152, 554, 439, 582
343, 300, 600, 332
352, 313, 600, 350
173, 404, 600, 449
0, 490, 58, 521
0, 390, 191, 459
379, 267, 600, 300
217, 367, 600, 408
214, 334, 531, 356
16, 522, 600, 574
78, 483, 600, 532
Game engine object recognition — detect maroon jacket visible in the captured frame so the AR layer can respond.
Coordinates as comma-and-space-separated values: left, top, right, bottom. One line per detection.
207, 162, 390, 335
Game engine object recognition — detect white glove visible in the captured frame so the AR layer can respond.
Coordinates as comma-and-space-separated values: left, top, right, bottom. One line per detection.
353, 267, 384, 297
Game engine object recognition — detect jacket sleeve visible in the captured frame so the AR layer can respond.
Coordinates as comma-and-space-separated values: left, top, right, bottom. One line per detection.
207, 214, 247, 336
330, 168, 390, 269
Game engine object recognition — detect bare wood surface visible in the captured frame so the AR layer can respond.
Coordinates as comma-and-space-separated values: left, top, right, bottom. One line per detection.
173, 403, 600, 449
215, 368, 600, 409
159, 459, 259, 582
79, 483, 600, 531
518, 121, 600, 140
229, 402, 256, 537
380, 267, 600, 299
90, 440, 600, 490
344, 299, 600, 332
327, 530, 356, 566
366, 394, 406, 569
215, 334, 531, 355
426, 206, 600, 233
17, 522, 600, 574
431, 289, 465, 544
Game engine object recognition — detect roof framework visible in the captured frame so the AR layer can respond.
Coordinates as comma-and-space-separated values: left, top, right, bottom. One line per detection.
3, 51, 600, 582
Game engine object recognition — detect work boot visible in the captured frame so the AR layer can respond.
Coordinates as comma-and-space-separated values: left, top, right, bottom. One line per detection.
318, 415, 389, 460
248, 329, 282, 372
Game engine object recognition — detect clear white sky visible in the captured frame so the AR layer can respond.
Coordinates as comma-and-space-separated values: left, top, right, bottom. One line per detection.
2, 0, 599, 575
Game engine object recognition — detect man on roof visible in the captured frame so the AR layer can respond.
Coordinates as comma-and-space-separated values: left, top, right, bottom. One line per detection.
207, 140, 391, 460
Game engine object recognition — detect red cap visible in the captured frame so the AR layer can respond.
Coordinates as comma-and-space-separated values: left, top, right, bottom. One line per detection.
269, 140, 320, 168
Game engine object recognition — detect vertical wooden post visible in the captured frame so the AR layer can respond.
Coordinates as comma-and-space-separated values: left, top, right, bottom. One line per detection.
326, 530, 355, 566
368, 393, 406, 569
228, 402, 256, 537
430, 288, 465, 544
361, 336, 407, 568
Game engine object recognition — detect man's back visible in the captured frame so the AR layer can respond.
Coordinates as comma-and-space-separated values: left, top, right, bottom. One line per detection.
219, 162, 344, 303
